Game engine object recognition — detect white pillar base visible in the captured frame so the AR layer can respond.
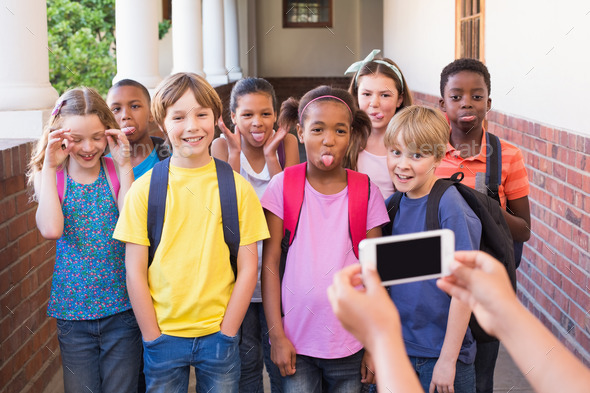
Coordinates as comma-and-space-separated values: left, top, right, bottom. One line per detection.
206, 74, 230, 87
0, 109, 52, 139
227, 70, 243, 82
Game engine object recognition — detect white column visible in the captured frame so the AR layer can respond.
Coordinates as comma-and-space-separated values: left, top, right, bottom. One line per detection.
114, 0, 161, 89
224, 0, 242, 81
0, 0, 59, 138
171, 0, 204, 76
202, 0, 229, 86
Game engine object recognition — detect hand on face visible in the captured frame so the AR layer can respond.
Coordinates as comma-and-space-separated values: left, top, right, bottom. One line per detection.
45, 129, 73, 169
106, 128, 131, 168
218, 117, 241, 154
263, 127, 289, 158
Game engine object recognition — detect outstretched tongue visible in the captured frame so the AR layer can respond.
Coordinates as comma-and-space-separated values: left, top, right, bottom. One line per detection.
321, 155, 334, 167
252, 132, 265, 142
122, 126, 135, 135
374, 113, 384, 120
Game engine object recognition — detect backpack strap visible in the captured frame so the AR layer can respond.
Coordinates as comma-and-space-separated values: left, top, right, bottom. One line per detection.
277, 139, 286, 169
214, 158, 240, 279
382, 191, 403, 236
346, 169, 370, 259
56, 165, 67, 204
425, 173, 464, 230
485, 132, 502, 204
280, 162, 307, 285
102, 157, 120, 205
147, 157, 170, 266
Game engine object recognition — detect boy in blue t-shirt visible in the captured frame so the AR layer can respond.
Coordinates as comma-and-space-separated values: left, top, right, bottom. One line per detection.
107, 79, 169, 179
383, 106, 481, 393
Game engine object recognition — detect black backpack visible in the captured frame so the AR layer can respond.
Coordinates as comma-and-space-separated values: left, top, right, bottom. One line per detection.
384, 172, 516, 342
482, 133, 524, 268
146, 157, 240, 278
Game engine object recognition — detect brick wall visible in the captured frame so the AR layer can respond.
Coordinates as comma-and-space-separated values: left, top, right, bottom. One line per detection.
0, 140, 61, 393
413, 92, 590, 365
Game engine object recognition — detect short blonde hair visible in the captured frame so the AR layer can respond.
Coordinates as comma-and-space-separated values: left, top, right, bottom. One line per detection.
384, 105, 450, 160
151, 72, 222, 130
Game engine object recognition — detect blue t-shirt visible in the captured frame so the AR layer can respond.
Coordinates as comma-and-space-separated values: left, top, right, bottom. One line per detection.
385, 187, 481, 364
133, 148, 160, 179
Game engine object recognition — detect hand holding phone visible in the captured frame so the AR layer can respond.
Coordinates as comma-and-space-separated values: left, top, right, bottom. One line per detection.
359, 229, 455, 286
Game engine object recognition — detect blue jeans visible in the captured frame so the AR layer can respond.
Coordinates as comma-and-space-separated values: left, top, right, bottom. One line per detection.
142, 331, 240, 393
474, 340, 500, 393
240, 302, 283, 393
410, 357, 475, 393
281, 350, 364, 393
56, 309, 142, 393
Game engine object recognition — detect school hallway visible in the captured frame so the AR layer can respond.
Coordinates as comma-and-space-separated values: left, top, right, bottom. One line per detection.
43, 343, 534, 393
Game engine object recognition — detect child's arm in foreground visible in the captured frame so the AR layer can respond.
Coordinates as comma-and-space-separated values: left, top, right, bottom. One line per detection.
328, 264, 423, 393
125, 243, 160, 340
359, 226, 383, 385
262, 210, 297, 377
220, 243, 258, 336
106, 129, 134, 209
34, 129, 73, 239
437, 251, 590, 393
429, 294, 471, 393
504, 196, 531, 242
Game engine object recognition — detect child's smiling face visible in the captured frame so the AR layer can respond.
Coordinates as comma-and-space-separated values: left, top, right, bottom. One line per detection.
298, 100, 351, 171
62, 114, 108, 170
440, 71, 491, 135
163, 90, 215, 166
387, 134, 440, 199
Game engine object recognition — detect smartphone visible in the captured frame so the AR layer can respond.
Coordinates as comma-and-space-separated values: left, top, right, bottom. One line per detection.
358, 229, 455, 286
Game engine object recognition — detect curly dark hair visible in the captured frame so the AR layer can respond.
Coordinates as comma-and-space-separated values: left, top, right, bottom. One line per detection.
440, 58, 491, 97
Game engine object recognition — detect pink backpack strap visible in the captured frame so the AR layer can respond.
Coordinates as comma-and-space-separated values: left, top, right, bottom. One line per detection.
102, 157, 120, 204
346, 169, 370, 259
282, 162, 307, 245
56, 167, 67, 204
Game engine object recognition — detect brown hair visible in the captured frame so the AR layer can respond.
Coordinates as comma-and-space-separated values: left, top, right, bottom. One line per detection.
27, 87, 118, 187
278, 85, 371, 171
151, 72, 222, 132
384, 105, 450, 160
348, 57, 413, 110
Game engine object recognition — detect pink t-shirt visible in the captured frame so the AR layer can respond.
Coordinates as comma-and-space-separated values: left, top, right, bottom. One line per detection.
261, 171, 389, 359
357, 149, 395, 199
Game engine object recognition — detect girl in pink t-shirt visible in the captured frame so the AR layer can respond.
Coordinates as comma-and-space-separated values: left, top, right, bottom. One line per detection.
345, 49, 413, 199
261, 86, 389, 392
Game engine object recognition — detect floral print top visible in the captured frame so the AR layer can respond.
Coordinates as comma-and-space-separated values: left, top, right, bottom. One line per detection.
47, 165, 131, 320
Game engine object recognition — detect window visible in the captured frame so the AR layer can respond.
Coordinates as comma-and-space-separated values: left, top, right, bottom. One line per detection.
283, 0, 333, 28
455, 0, 485, 60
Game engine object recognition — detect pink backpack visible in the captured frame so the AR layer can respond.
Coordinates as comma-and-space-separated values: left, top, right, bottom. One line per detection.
56, 157, 120, 207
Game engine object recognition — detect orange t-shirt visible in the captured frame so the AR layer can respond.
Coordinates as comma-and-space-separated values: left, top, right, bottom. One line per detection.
435, 131, 529, 209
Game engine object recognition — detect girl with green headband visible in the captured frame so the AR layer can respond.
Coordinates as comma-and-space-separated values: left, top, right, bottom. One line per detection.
345, 49, 413, 199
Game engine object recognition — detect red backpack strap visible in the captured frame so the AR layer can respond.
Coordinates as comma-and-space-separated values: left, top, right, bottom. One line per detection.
102, 157, 120, 204
346, 169, 370, 259
56, 166, 67, 204
282, 162, 307, 245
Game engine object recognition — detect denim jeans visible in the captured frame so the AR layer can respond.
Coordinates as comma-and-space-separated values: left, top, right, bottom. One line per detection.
281, 350, 364, 393
409, 357, 475, 393
240, 302, 283, 393
56, 309, 142, 393
142, 331, 240, 393
475, 340, 500, 393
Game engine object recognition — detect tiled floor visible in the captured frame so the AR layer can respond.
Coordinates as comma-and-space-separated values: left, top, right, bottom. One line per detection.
46, 343, 534, 392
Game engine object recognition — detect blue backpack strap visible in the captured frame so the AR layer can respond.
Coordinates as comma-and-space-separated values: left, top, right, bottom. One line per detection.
485, 132, 502, 204
214, 158, 240, 279
147, 157, 171, 267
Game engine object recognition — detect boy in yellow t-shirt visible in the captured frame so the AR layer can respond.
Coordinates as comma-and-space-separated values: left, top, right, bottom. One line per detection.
114, 72, 269, 393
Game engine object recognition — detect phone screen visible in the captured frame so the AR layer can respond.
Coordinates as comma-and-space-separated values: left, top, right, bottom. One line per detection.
376, 236, 441, 282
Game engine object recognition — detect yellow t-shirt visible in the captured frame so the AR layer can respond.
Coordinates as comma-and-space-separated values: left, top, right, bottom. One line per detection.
113, 158, 270, 337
